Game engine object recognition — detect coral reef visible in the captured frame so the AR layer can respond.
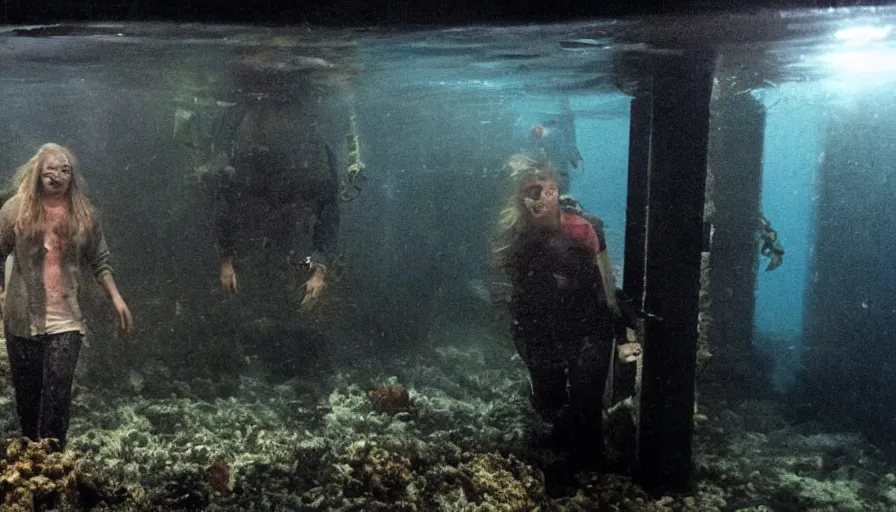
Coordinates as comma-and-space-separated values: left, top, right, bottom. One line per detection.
0, 320, 892, 511
694, 397, 895, 511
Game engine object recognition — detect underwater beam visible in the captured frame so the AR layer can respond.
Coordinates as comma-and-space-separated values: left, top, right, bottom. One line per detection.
630, 50, 716, 495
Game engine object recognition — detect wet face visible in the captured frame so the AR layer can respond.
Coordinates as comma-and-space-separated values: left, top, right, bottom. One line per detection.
521, 177, 559, 224
40, 152, 72, 198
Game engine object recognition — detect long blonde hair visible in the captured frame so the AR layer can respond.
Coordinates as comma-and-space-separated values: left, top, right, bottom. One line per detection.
494, 153, 559, 266
11, 143, 96, 247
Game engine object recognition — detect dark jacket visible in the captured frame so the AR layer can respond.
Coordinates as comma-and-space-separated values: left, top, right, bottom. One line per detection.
210, 99, 340, 267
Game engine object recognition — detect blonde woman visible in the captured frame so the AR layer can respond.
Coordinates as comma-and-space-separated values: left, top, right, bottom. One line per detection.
495, 153, 618, 469
0, 143, 133, 446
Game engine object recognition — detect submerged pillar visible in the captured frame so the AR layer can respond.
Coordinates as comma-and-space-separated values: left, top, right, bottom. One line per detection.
702, 85, 768, 399
806, 97, 896, 456
626, 51, 715, 495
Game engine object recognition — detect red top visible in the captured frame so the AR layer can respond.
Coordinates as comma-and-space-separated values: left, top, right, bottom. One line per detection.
561, 212, 604, 254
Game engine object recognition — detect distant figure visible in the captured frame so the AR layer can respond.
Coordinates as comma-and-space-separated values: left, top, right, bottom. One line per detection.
525, 97, 584, 194
188, 53, 343, 311
211, 131, 340, 311
0, 143, 134, 446
494, 153, 619, 468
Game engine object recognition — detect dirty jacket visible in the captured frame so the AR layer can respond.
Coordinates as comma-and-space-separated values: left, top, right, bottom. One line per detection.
0, 195, 113, 338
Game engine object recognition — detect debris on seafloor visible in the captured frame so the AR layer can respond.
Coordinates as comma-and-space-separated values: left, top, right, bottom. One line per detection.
206, 457, 234, 496
368, 383, 411, 415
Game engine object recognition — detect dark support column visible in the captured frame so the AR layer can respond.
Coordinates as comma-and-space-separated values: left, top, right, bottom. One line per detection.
605, 95, 653, 473
807, 99, 896, 457
608, 94, 651, 450
702, 89, 768, 400
633, 51, 715, 495
623, 95, 651, 309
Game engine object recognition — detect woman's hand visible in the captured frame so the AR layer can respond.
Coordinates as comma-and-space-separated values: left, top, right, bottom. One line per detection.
300, 265, 326, 311
98, 273, 134, 337
220, 259, 238, 296
113, 297, 134, 337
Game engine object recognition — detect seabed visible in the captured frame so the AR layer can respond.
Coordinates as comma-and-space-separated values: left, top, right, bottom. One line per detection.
0, 297, 891, 512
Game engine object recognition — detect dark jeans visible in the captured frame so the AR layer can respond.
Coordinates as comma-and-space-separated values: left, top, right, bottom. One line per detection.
5, 331, 82, 445
514, 325, 613, 464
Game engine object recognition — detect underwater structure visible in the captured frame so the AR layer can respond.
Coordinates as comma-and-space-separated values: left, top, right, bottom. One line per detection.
0, 5, 895, 511
806, 94, 896, 456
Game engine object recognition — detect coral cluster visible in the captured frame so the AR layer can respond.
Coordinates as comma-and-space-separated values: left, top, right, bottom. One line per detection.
368, 383, 411, 415
556, 472, 700, 512
0, 437, 78, 512
455, 452, 545, 510
0, 437, 142, 511
342, 440, 416, 505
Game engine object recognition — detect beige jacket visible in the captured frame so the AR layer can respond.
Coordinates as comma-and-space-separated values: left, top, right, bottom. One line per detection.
0, 196, 112, 338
